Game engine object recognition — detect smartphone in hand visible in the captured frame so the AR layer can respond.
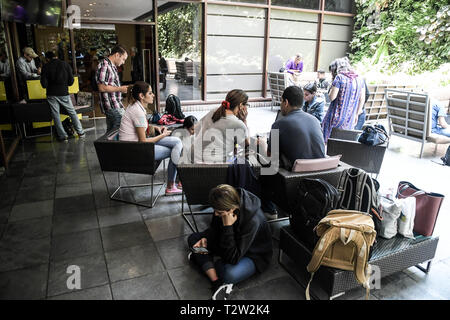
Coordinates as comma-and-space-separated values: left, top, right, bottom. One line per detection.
190, 246, 209, 254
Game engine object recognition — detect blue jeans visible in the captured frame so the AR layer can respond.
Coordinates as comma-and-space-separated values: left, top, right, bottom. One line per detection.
155, 136, 182, 183
355, 110, 366, 130
47, 95, 84, 139
105, 107, 124, 132
188, 232, 257, 284
433, 127, 450, 137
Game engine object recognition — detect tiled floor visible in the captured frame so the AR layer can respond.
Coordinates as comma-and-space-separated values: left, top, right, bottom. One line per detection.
0, 107, 449, 300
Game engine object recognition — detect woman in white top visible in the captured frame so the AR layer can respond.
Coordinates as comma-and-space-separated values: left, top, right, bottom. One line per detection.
193, 89, 249, 163
119, 81, 182, 195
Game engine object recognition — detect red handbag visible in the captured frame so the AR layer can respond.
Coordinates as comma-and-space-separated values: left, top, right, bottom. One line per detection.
396, 181, 445, 236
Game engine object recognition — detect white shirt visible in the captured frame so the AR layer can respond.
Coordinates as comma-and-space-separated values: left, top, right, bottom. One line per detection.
119, 101, 148, 142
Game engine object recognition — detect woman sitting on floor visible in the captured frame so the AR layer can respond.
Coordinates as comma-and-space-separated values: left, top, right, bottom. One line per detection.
119, 81, 183, 195
187, 184, 273, 300
192, 89, 250, 163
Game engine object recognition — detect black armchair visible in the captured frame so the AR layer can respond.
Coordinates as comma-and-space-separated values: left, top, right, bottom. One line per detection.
93, 129, 165, 208
177, 161, 261, 232
327, 128, 387, 176
12, 102, 53, 139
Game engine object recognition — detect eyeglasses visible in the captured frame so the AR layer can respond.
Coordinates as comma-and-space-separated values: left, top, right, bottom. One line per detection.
245, 103, 250, 108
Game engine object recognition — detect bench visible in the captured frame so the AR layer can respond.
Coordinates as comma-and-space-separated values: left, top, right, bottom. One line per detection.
385, 89, 450, 157
279, 225, 439, 300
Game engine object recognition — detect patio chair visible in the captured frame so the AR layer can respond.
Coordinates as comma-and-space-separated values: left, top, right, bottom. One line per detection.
93, 129, 165, 208
177, 161, 261, 232
385, 89, 450, 157
326, 128, 387, 176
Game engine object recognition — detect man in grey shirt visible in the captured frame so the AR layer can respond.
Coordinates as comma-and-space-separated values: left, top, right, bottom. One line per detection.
16, 47, 41, 80
261, 85, 325, 170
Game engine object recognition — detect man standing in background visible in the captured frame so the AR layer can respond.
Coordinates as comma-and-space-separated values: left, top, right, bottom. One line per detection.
96, 45, 129, 132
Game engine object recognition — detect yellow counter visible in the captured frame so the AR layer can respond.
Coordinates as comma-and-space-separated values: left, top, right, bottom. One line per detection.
27, 76, 79, 100
0, 81, 6, 102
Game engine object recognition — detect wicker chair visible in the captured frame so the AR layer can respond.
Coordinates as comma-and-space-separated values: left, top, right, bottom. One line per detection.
93, 129, 165, 208
177, 161, 261, 232
270, 161, 352, 216
326, 128, 387, 176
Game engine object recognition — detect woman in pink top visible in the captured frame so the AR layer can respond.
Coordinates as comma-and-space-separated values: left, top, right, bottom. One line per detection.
119, 81, 183, 195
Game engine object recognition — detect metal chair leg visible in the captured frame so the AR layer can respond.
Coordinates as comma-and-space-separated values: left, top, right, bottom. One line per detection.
102, 171, 165, 208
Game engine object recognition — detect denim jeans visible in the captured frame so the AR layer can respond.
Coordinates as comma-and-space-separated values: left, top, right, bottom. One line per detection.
433, 127, 450, 137
355, 110, 366, 130
187, 232, 257, 284
105, 107, 124, 132
47, 95, 84, 139
155, 136, 182, 183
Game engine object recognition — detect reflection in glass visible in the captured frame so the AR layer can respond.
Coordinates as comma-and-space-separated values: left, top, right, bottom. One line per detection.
271, 0, 320, 10
158, 2, 203, 101
0, 22, 13, 102
325, 0, 355, 13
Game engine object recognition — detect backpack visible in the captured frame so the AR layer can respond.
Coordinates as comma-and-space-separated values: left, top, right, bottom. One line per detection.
306, 209, 377, 300
290, 178, 340, 250
336, 168, 383, 232
165, 94, 185, 119
441, 146, 450, 166
62, 118, 75, 137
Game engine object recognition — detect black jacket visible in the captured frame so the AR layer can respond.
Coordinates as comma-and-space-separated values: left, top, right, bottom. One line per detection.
201, 188, 273, 273
40, 58, 74, 96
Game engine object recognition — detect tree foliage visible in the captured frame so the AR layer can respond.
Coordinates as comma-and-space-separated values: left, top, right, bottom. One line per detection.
350, 0, 450, 74
157, 3, 201, 59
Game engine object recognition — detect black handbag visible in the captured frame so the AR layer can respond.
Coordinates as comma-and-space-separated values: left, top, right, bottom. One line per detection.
358, 124, 388, 146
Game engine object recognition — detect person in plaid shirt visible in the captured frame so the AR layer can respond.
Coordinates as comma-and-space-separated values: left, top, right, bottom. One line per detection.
96, 45, 129, 132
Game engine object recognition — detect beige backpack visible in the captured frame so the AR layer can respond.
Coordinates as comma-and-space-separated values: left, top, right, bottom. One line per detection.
305, 209, 377, 300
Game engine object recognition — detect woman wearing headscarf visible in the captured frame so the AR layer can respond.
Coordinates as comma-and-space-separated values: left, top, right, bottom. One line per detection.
322, 57, 366, 143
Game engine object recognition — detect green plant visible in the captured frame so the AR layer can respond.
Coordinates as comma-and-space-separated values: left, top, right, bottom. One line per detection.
350, 0, 450, 74
157, 3, 202, 59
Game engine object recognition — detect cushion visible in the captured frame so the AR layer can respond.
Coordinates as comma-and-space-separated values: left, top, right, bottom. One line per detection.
427, 133, 450, 144
292, 155, 341, 173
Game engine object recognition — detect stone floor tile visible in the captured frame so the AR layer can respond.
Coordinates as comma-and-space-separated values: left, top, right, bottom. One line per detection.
154, 236, 190, 270
97, 204, 142, 228
48, 285, 112, 300
47, 253, 109, 297
145, 215, 192, 242
51, 229, 103, 262
0, 237, 51, 273
101, 221, 152, 252
52, 210, 99, 236
9, 199, 54, 222
105, 243, 164, 282
54, 194, 95, 215
111, 272, 178, 300
0, 264, 48, 300
2, 216, 52, 242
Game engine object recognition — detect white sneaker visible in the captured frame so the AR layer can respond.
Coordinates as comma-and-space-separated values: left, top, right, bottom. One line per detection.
212, 283, 233, 300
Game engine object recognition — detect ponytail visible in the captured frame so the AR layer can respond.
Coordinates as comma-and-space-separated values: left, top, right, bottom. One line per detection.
211, 89, 248, 123
127, 85, 135, 105
128, 81, 151, 106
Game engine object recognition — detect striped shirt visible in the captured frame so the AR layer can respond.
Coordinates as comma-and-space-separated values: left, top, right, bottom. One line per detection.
96, 57, 123, 113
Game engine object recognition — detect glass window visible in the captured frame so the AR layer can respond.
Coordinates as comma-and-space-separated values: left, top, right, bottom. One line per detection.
206, 4, 266, 100
325, 0, 355, 14
271, 0, 320, 10
158, 1, 203, 101
269, 9, 318, 73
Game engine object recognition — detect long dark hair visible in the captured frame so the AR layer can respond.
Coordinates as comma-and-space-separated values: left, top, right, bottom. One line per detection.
212, 89, 248, 123
127, 81, 150, 105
